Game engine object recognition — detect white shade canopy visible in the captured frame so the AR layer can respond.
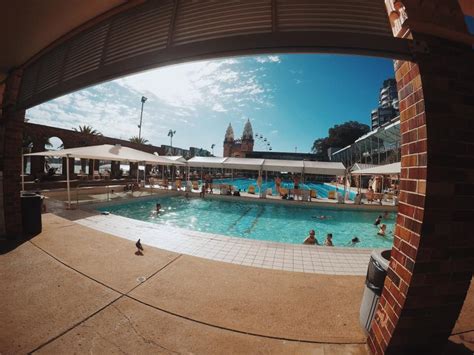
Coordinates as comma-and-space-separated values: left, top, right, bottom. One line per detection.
223, 157, 265, 171
164, 155, 187, 163
25, 144, 184, 166
351, 162, 401, 175
303, 161, 346, 176
262, 159, 304, 173
187, 156, 227, 168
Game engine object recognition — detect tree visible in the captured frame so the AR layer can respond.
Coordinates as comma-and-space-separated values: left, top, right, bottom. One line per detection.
311, 121, 369, 161
129, 136, 149, 144
73, 125, 102, 136
168, 129, 176, 147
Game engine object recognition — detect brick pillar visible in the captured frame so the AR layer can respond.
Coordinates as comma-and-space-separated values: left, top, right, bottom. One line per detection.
369, 1, 474, 353
0, 70, 24, 238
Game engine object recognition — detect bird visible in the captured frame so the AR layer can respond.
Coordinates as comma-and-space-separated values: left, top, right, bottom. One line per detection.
136, 239, 144, 251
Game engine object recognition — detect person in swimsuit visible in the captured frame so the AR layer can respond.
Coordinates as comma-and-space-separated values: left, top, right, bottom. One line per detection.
303, 229, 319, 245
324, 233, 334, 246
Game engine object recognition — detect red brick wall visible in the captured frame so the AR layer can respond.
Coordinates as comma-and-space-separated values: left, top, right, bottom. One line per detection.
369, 0, 474, 353
24, 122, 166, 177
0, 70, 24, 238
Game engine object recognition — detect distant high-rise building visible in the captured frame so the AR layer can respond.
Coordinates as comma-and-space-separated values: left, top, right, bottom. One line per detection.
371, 78, 399, 130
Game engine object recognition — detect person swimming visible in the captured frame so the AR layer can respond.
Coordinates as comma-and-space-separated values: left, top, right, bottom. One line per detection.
313, 215, 332, 220
324, 233, 334, 246
303, 229, 319, 245
378, 224, 387, 236
374, 215, 382, 226
347, 237, 360, 246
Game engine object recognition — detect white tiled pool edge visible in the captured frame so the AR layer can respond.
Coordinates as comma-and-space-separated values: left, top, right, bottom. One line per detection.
75, 213, 374, 276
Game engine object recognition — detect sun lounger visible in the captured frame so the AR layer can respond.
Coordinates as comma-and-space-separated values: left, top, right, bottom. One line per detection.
248, 185, 256, 194
328, 190, 336, 199
192, 181, 199, 190
176, 180, 182, 190
310, 190, 317, 199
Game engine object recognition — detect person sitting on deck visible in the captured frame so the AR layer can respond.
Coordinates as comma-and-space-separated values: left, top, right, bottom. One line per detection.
275, 176, 282, 194
324, 233, 334, 246
303, 229, 319, 245
366, 186, 375, 203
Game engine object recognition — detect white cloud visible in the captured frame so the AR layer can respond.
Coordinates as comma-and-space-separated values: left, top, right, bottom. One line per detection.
255, 55, 281, 64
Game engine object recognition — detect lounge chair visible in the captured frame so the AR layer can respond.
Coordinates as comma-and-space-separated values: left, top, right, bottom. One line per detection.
328, 190, 336, 199
248, 185, 256, 194
192, 181, 199, 190
279, 188, 288, 197
176, 180, 182, 190
301, 190, 310, 202
310, 190, 317, 199
93, 170, 101, 180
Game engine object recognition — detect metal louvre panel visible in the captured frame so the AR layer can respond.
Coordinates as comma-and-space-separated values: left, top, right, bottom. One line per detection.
104, 1, 173, 65
173, 0, 272, 45
18, 63, 39, 102
277, 0, 392, 36
62, 24, 109, 81
36, 46, 67, 93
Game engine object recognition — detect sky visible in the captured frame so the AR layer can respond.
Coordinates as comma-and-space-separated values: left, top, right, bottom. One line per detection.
27, 54, 395, 156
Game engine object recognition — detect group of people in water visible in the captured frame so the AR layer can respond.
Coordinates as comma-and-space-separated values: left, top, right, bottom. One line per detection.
302, 211, 391, 246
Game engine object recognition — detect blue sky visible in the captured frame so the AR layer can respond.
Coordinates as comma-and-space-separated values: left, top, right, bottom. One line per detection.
27, 54, 395, 156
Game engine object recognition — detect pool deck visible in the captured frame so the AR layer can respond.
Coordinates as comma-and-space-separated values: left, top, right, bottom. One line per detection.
1, 212, 472, 354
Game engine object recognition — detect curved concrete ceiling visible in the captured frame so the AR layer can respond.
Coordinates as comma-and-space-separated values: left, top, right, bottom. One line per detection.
0, 0, 129, 81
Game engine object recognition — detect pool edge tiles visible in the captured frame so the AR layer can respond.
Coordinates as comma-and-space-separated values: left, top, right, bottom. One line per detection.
75, 213, 375, 275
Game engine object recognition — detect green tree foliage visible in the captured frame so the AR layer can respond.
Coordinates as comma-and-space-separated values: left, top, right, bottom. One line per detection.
129, 136, 149, 144
311, 121, 369, 161
73, 125, 102, 136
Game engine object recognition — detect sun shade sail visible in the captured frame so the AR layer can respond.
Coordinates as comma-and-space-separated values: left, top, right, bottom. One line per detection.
25, 144, 184, 165
262, 159, 304, 173
303, 161, 346, 176
351, 162, 401, 175
187, 156, 228, 168
223, 157, 265, 171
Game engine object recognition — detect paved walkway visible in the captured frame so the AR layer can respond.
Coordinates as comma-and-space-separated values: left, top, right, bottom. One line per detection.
1, 213, 472, 354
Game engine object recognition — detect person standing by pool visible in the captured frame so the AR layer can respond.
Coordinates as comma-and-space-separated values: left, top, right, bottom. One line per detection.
324, 233, 334, 246
293, 175, 300, 190
303, 229, 319, 245
275, 176, 281, 194
366, 186, 375, 203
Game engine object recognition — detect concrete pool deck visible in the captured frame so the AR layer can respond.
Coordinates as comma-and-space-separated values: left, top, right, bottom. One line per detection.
1, 213, 472, 354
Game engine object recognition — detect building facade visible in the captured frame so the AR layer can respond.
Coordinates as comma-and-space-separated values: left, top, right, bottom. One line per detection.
371, 78, 399, 130
223, 119, 254, 157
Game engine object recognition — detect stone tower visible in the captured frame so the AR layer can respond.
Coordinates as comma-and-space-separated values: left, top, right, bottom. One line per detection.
223, 123, 235, 157
240, 119, 254, 155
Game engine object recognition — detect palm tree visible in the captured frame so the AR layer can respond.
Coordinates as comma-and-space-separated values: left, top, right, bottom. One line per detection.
168, 129, 176, 147
211, 144, 215, 155
129, 136, 149, 144
73, 125, 102, 136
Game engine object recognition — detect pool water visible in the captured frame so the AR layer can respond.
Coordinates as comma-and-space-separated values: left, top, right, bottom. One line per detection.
99, 196, 395, 248
209, 179, 356, 200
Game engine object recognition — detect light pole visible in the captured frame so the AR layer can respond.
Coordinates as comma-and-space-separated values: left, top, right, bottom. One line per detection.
138, 96, 147, 140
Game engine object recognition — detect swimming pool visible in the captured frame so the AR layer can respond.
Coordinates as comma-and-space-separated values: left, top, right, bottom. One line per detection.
207, 179, 356, 200
99, 196, 395, 248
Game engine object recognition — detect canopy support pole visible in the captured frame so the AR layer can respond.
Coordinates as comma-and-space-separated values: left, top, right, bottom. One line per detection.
66, 154, 71, 209
21, 153, 25, 192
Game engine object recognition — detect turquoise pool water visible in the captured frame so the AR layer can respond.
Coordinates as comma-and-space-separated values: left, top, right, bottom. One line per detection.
99, 196, 395, 248
209, 179, 356, 200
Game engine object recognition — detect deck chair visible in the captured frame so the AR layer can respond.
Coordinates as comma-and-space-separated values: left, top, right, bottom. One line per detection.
176, 180, 182, 190
328, 190, 336, 199
93, 170, 101, 180
279, 187, 288, 197
192, 181, 199, 190
310, 190, 317, 199
248, 185, 256, 194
